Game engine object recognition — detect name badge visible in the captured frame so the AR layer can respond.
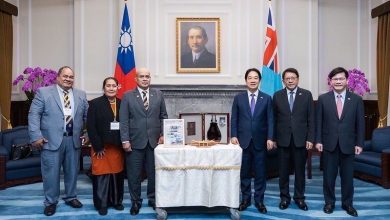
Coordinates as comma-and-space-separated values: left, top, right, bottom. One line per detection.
64, 108, 72, 116
110, 122, 120, 130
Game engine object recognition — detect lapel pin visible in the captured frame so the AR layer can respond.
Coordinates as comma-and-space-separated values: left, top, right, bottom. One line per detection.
347, 98, 351, 100
260, 96, 263, 99
299, 93, 302, 95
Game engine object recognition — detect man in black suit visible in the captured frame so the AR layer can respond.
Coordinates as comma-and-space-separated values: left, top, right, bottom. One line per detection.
273, 68, 314, 211
231, 68, 274, 214
119, 68, 168, 215
180, 26, 216, 68
316, 67, 364, 217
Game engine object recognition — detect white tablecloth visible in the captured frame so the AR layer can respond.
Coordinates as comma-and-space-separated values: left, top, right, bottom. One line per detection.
155, 144, 242, 208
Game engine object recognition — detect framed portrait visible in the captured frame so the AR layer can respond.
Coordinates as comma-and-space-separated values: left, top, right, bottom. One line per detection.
179, 113, 203, 144
176, 17, 220, 73
204, 113, 229, 144
163, 119, 185, 147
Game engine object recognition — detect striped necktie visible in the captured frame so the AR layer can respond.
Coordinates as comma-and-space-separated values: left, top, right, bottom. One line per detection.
142, 90, 149, 110
63, 90, 73, 134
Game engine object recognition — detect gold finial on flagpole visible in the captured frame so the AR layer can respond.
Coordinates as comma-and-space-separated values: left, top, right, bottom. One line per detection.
1, 113, 12, 129
378, 115, 387, 128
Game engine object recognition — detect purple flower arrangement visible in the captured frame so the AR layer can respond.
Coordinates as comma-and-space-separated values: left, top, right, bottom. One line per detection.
13, 67, 57, 101
327, 68, 370, 96
347, 69, 370, 96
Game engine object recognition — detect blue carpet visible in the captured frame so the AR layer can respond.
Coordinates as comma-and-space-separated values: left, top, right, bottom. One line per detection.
1, 158, 390, 219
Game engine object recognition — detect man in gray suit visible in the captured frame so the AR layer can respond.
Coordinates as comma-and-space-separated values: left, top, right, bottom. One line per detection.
316, 67, 364, 217
119, 67, 168, 215
273, 68, 314, 211
28, 66, 88, 216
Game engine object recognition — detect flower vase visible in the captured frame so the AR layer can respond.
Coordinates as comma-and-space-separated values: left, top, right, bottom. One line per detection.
25, 91, 35, 104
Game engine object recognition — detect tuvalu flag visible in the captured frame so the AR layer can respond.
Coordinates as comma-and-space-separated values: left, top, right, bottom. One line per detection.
260, 0, 283, 96
114, 3, 136, 99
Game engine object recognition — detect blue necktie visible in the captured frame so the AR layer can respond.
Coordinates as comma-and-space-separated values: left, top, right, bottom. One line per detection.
289, 91, 294, 112
250, 94, 255, 116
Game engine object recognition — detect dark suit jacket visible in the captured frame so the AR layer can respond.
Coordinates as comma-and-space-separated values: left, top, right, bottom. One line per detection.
181, 49, 216, 68
316, 91, 365, 154
119, 88, 168, 149
231, 90, 274, 150
87, 95, 122, 152
273, 87, 315, 147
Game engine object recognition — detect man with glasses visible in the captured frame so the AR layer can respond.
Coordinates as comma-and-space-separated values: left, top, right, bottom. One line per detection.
273, 68, 315, 211
315, 67, 364, 217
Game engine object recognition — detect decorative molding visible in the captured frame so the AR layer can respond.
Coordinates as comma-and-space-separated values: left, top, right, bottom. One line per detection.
153, 84, 246, 98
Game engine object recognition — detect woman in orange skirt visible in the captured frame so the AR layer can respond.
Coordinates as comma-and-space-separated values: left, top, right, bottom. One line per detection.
87, 77, 124, 215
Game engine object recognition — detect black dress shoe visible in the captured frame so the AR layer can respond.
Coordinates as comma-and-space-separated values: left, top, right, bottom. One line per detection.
65, 199, 83, 208
279, 200, 290, 210
130, 203, 141, 215
342, 204, 358, 217
238, 200, 251, 211
44, 204, 57, 216
255, 202, 267, 214
98, 208, 108, 216
295, 200, 308, 211
323, 204, 335, 214
114, 204, 124, 210
148, 200, 156, 210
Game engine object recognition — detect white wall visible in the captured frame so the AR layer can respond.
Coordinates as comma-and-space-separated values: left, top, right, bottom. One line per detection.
9, 0, 382, 100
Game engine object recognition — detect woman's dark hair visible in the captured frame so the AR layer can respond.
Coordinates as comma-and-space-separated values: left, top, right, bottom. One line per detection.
102, 77, 118, 89
245, 68, 261, 80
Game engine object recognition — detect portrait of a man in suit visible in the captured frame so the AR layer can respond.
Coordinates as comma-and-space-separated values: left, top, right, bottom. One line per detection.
177, 18, 220, 73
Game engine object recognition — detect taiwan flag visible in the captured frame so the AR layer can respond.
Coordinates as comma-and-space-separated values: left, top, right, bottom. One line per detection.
114, 3, 136, 99
260, 1, 283, 96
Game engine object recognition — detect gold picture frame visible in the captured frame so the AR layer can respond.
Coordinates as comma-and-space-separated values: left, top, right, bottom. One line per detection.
176, 17, 221, 73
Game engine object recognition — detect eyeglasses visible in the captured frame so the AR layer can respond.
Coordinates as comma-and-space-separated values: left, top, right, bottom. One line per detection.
331, 77, 346, 82
284, 77, 297, 81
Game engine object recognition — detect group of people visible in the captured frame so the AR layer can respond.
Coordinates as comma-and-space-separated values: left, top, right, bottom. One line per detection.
231, 67, 364, 217
28, 66, 167, 216
28, 64, 364, 218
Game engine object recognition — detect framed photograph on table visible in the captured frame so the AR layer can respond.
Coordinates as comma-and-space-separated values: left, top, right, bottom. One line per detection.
163, 119, 185, 147
176, 17, 220, 73
179, 113, 203, 144
204, 113, 229, 144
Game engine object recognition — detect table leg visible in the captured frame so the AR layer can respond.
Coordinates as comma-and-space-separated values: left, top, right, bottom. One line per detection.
156, 208, 167, 220
230, 208, 240, 220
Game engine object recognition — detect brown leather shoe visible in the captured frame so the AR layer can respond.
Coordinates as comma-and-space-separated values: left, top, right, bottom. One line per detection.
65, 199, 83, 208
44, 204, 57, 216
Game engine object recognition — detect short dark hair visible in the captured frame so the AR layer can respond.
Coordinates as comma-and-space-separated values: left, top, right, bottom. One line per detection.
57, 66, 73, 76
328, 67, 349, 79
102, 77, 118, 89
188, 26, 208, 40
244, 68, 261, 81
282, 68, 299, 79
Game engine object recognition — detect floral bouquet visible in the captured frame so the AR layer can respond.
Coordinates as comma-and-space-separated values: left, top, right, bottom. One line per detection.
13, 67, 57, 102
327, 68, 370, 96
347, 69, 370, 96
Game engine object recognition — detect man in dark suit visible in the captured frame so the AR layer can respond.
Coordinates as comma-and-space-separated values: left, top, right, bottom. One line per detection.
273, 68, 314, 211
180, 26, 216, 68
231, 68, 274, 214
119, 67, 168, 215
28, 66, 88, 216
315, 67, 364, 217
